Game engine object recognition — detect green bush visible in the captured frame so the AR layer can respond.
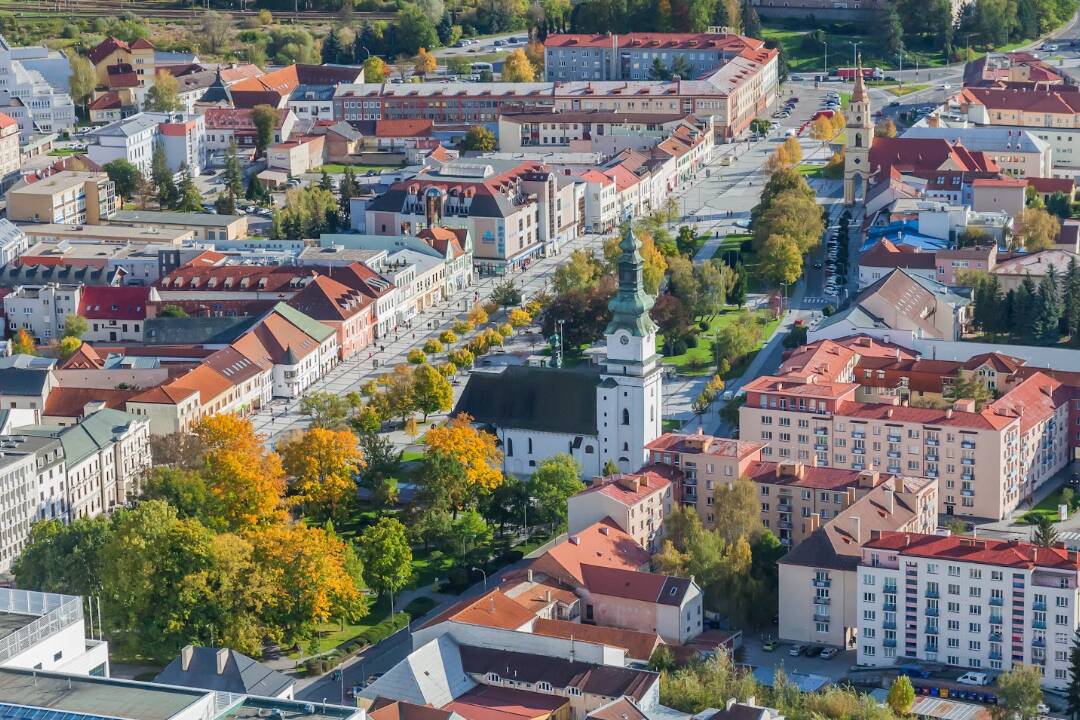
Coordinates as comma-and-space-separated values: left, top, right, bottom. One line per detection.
361, 612, 410, 644
685, 334, 699, 349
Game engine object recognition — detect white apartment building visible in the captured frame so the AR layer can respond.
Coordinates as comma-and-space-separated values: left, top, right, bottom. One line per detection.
86, 112, 206, 178
0, 220, 27, 265
858, 532, 1080, 691
0, 450, 36, 573
3, 283, 81, 342
0, 35, 76, 140
0, 588, 109, 677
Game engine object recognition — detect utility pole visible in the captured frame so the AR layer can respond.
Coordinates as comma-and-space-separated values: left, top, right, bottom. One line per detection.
823, 40, 828, 76
849, 41, 862, 72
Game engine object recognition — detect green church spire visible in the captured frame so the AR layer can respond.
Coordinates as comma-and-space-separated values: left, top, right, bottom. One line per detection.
606, 224, 657, 337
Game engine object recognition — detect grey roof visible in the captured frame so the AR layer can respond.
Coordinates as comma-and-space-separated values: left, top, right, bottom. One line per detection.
327, 121, 361, 141
360, 635, 475, 707
453, 365, 600, 436
0, 368, 49, 397
111, 209, 245, 227
0, 353, 55, 370
22, 408, 142, 466
154, 647, 293, 697
901, 125, 1050, 154
89, 112, 170, 138
143, 315, 260, 345
0, 263, 117, 286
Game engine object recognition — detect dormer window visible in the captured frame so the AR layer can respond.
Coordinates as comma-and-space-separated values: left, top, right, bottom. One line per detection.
567, 687, 582, 697
486, 673, 500, 683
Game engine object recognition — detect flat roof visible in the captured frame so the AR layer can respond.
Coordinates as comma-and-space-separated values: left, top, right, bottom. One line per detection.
225, 697, 361, 720
0, 611, 35, 636
0, 669, 207, 720
11, 172, 103, 196
19, 223, 193, 243
111, 210, 245, 227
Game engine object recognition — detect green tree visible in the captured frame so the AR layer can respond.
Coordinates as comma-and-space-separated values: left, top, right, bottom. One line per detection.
251, 104, 280, 158
12, 516, 113, 597
602, 458, 619, 476
299, 391, 353, 430
158, 304, 188, 318
174, 166, 204, 213
62, 314, 87, 340
758, 233, 803, 287
526, 454, 584, 530
1065, 256, 1080, 341
459, 125, 497, 152
713, 312, 761, 369
67, 50, 96, 117
151, 142, 177, 210
358, 517, 413, 612
322, 27, 343, 64
1017, 206, 1060, 252
647, 57, 671, 80
58, 336, 82, 359
395, 4, 440, 56
1034, 264, 1062, 345
994, 664, 1043, 720
491, 279, 523, 307
222, 139, 244, 206
363, 55, 389, 83
1032, 514, 1060, 548
728, 265, 748, 307
215, 192, 235, 216
676, 225, 700, 257
144, 71, 183, 113
411, 363, 453, 420
887, 675, 915, 716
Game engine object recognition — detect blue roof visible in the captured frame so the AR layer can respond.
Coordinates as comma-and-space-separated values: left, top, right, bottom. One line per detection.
863, 220, 949, 252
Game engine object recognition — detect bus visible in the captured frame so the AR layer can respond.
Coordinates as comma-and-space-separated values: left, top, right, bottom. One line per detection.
470, 62, 494, 74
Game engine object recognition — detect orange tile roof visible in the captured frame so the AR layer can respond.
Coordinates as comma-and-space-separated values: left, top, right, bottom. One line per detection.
128, 383, 199, 405
986, 371, 1066, 433
532, 618, 661, 661
169, 364, 233, 405
419, 588, 536, 631
572, 470, 670, 507
529, 518, 650, 585
866, 531, 1080, 570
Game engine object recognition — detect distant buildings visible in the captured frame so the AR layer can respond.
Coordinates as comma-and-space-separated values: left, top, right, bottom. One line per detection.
6, 171, 118, 225
0, 35, 76, 140
86, 112, 207, 177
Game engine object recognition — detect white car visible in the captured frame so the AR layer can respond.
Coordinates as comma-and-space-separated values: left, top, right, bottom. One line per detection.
957, 672, 990, 686
1037, 704, 1050, 715
819, 646, 839, 660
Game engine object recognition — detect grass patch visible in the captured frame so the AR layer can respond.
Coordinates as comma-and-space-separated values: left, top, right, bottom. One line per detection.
662, 418, 684, 433
409, 547, 456, 591
887, 84, 931, 96
797, 163, 825, 179
290, 596, 409, 657
1018, 487, 1075, 525
659, 308, 776, 376
401, 448, 426, 463
315, 163, 402, 174
47, 148, 82, 157
712, 233, 752, 262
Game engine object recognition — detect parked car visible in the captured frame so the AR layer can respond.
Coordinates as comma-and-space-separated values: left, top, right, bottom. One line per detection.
820, 646, 839, 660
957, 672, 990, 686
789, 644, 806, 656
1038, 704, 1050, 715
762, 637, 778, 651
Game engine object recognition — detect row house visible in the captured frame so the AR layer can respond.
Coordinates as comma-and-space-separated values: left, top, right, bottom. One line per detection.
286, 274, 376, 360
858, 532, 1080, 690
203, 107, 297, 154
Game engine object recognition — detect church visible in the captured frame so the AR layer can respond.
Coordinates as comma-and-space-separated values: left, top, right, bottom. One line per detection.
453, 226, 663, 477
844, 62, 874, 206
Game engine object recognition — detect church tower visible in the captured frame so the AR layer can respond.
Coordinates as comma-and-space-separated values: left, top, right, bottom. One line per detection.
843, 60, 874, 205
597, 225, 663, 474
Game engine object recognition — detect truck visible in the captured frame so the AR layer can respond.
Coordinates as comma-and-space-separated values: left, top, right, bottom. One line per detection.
835, 66, 884, 81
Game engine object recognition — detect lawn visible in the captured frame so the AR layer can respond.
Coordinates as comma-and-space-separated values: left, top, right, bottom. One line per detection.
47, 148, 82, 157
315, 163, 403, 174
761, 27, 950, 74
658, 308, 777, 376
1019, 487, 1076, 525
711, 233, 751, 263
887, 84, 931, 96
409, 547, 457, 591
662, 418, 684, 433
290, 595, 403, 657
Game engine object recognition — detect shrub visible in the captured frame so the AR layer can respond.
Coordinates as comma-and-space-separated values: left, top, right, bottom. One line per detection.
423, 339, 443, 354
685, 334, 699, 349
453, 321, 471, 335
407, 348, 426, 364
671, 339, 688, 355
698, 320, 709, 331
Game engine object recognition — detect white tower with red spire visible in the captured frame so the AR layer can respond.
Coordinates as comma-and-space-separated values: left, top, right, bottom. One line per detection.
843, 58, 875, 205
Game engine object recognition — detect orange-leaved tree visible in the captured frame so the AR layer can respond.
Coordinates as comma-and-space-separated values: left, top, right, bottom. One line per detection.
424, 413, 503, 507
194, 415, 287, 529
278, 427, 364, 519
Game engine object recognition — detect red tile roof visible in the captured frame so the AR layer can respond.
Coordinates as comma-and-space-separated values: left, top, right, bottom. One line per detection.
837, 399, 1017, 431
1027, 176, 1075, 195
44, 386, 141, 418
529, 519, 650, 585
374, 119, 434, 137
544, 32, 765, 52
0, 112, 17, 130
169, 364, 233, 405
865, 531, 1080, 570
572, 469, 670, 506
986, 371, 1066, 433
444, 684, 568, 720
88, 92, 124, 111
580, 563, 692, 604
128, 383, 198, 405
959, 86, 1080, 115
79, 286, 150, 320
286, 274, 372, 322
419, 588, 536, 631
745, 462, 863, 490
532, 619, 662, 661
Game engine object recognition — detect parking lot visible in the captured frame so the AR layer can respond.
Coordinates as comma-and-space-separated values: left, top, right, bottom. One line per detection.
740, 638, 857, 683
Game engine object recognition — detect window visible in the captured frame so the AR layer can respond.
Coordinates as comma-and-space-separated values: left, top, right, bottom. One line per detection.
567, 687, 582, 697
486, 673, 500, 682
622, 408, 630, 425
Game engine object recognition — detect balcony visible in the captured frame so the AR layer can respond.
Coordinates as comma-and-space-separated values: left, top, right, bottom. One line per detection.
925, 607, 939, 617
853, 447, 865, 455
778, 504, 792, 513
990, 651, 1003, 660
884, 639, 897, 648
926, 438, 939, 446
925, 624, 939, 634
962, 440, 976, 449
990, 597, 1003, 606
888, 451, 902, 459
779, 521, 792, 530
990, 632, 1003, 642
1034, 620, 1046, 629
927, 470, 939, 478
1033, 637, 1046, 647
926, 453, 940, 462
925, 589, 940, 598
1033, 601, 1047, 611
853, 431, 866, 439
884, 620, 897, 630
991, 615, 1004, 625
962, 458, 976, 466
884, 602, 897, 612
813, 612, 831, 623
815, 428, 829, 437
884, 585, 897, 594
813, 578, 831, 588
815, 443, 829, 451
813, 597, 831, 606
961, 489, 974, 497
888, 434, 902, 443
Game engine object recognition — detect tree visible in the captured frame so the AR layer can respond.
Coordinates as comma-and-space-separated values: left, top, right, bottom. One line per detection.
676, 225, 700, 257
413, 47, 437, 79
758, 233, 803, 287
58, 336, 82, 359
395, 4, 440, 55
174, 166, 204, 212
459, 125, 497, 152
648, 57, 671, 80
279, 428, 364, 518
151, 142, 177, 210
144, 71, 183, 112
322, 27, 343, 64
1032, 514, 1060, 548
251, 105, 280, 158
193, 415, 286, 530
425, 414, 503, 497
1034, 264, 1062, 345
12, 516, 113, 597
742, 0, 763, 37
712, 477, 762, 545
728, 265, 748, 307
503, 49, 536, 82
363, 56, 389, 83
358, 517, 412, 612
11, 328, 35, 356
883, 1, 905, 55
994, 665, 1043, 720
1064, 256, 1080, 340
875, 118, 898, 138
300, 391, 353, 430
412, 363, 454, 420
201, 11, 232, 54
526, 454, 584, 530
887, 676, 915, 716
508, 308, 532, 328
62, 314, 87, 340
713, 314, 761, 373
1017, 206, 1060, 252
67, 50, 96, 116
222, 139, 244, 206
809, 115, 835, 143
491, 279, 523, 307
158, 304, 188, 318
602, 458, 619, 476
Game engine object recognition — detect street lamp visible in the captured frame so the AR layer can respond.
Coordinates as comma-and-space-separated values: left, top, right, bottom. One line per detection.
471, 566, 488, 591
849, 41, 862, 71
897, 50, 903, 87
823, 40, 828, 77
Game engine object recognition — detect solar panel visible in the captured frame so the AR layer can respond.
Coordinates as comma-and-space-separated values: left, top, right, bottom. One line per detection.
0, 704, 119, 720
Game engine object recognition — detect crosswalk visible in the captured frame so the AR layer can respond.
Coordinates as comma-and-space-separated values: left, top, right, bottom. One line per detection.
802, 296, 835, 306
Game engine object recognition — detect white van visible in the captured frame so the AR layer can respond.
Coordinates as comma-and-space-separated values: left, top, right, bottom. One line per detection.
957, 672, 990, 686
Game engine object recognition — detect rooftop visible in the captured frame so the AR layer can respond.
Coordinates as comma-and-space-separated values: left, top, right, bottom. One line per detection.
865, 531, 1080, 571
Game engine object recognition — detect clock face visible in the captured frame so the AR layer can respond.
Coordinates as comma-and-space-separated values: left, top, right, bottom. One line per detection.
620, 334, 630, 345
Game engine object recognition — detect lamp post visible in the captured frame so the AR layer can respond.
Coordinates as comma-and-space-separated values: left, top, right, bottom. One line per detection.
897, 50, 903, 87
849, 41, 862, 73
471, 566, 488, 591
823, 40, 828, 76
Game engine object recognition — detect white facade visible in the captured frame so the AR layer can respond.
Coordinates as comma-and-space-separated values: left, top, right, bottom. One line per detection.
86, 112, 206, 178
0, 452, 36, 573
3, 284, 81, 342
597, 323, 663, 474
858, 538, 1080, 691
0, 589, 109, 678
0, 35, 76, 140
0, 220, 28, 265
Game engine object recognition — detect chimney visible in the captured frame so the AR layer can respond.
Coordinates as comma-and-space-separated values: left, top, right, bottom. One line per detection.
546, 589, 552, 602
946, 408, 954, 419
569, 536, 581, 545
886, 408, 894, 418
953, 398, 975, 413
850, 516, 862, 544
216, 648, 228, 675
527, 569, 534, 582
726, 699, 738, 711
181, 645, 194, 672
883, 487, 895, 514
870, 529, 882, 540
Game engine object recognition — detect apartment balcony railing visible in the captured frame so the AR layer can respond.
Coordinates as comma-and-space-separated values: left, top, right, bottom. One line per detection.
1033, 601, 1047, 611
990, 597, 1003, 606
925, 589, 940, 598
813, 579, 831, 588
813, 597, 831, 606
925, 607, 939, 617
926, 438, 939, 446
888, 434, 902, 442
961, 441, 976, 450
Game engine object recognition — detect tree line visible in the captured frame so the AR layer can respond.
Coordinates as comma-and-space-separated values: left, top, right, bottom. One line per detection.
967, 256, 1080, 346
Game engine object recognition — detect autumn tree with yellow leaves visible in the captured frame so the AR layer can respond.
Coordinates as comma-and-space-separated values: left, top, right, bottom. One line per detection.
419, 414, 503, 511
193, 415, 287, 529
279, 428, 365, 519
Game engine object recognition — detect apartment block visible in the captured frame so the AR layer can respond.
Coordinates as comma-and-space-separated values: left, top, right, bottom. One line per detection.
858, 532, 1080, 691
3, 283, 81, 342
0, 35, 76, 140
6, 171, 117, 225
567, 468, 675, 552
